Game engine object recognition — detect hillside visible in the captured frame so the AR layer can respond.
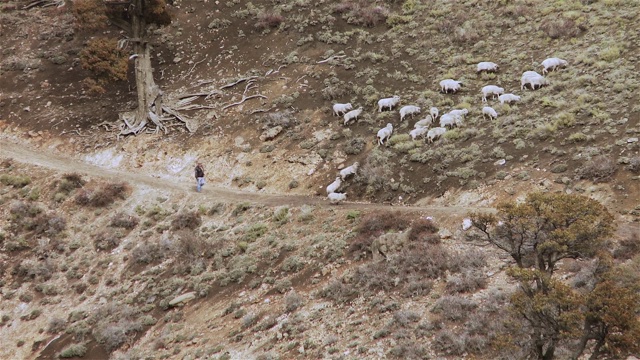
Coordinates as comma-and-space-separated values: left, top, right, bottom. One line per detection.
0, 0, 639, 359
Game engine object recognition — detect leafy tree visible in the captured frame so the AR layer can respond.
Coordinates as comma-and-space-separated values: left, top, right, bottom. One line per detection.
572, 256, 640, 359
469, 193, 620, 360
508, 268, 582, 360
470, 192, 614, 275
71, 0, 179, 136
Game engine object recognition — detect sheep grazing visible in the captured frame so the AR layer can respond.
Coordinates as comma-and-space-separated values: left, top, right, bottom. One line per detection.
541, 57, 568, 74
499, 93, 521, 105
399, 105, 421, 121
326, 176, 342, 195
332, 103, 353, 116
476, 61, 499, 73
328, 192, 347, 204
430, 107, 439, 121
481, 85, 504, 102
339, 162, 359, 180
439, 79, 463, 94
378, 96, 401, 112
409, 126, 429, 140
414, 115, 433, 128
521, 71, 547, 90
377, 123, 393, 145
343, 107, 363, 125
427, 127, 447, 143
448, 109, 469, 119
482, 106, 498, 120
439, 113, 458, 128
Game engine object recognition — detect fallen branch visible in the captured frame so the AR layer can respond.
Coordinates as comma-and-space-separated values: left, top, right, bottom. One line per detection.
176, 91, 221, 99
317, 55, 346, 64
22, 0, 63, 9
265, 65, 286, 76
220, 76, 259, 90
162, 106, 196, 133
222, 95, 266, 110
180, 57, 208, 80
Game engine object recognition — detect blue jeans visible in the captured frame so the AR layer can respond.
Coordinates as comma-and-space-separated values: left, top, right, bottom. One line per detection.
196, 177, 205, 192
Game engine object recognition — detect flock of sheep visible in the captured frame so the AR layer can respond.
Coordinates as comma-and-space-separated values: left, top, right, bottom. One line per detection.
324, 57, 569, 203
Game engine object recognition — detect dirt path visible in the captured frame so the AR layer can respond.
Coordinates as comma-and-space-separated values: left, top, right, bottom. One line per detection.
0, 138, 495, 215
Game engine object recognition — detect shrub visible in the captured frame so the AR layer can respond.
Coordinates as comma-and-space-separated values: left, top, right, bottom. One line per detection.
171, 211, 202, 230
432, 296, 478, 322
79, 37, 128, 84
130, 240, 166, 264
232, 202, 252, 216
318, 280, 358, 304
0, 174, 31, 188
48, 318, 67, 334
344, 137, 366, 155
541, 18, 582, 39
110, 212, 139, 229
285, 291, 304, 313
75, 182, 128, 207
613, 233, 640, 260
433, 329, 467, 355
243, 223, 267, 242
254, 11, 284, 30
407, 218, 439, 243
577, 155, 617, 183
56, 173, 85, 194
272, 207, 289, 225
58, 343, 87, 358
445, 270, 488, 294
625, 156, 640, 173
93, 231, 120, 251
71, 0, 107, 30
349, 211, 411, 257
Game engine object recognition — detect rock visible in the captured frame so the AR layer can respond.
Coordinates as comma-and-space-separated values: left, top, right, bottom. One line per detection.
550, 163, 568, 173
173, 56, 182, 63
298, 345, 305, 354
259, 126, 283, 141
287, 152, 322, 166
627, 137, 639, 143
169, 292, 196, 306
260, 144, 275, 153
438, 228, 452, 239
561, 176, 571, 185
494, 159, 506, 166
462, 218, 472, 231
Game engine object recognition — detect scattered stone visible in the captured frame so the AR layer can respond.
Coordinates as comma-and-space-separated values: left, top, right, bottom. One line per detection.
169, 292, 196, 306
438, 228, 452, 239
494, 159, 506, 166
550, 163, 568, 173
173, 56, 182, 63
627, 137, 638, 143
561, 176, 571, 185
259, 144, 275, 153
462, 218, 472, 231
259, 126, 283, 141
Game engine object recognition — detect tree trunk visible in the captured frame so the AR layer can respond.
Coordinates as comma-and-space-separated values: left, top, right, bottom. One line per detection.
120, 0, 163, 136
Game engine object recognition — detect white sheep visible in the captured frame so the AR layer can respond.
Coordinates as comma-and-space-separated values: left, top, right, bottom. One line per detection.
439, 113, 458, 128
521, 71, 547, 90
481, 85, 504, 102
409, 126, 429, 140
541, 57, 568, 74
328, 192, 347, 204
377, 123, 393, 145
378, 96, 401, 112
476, 61, 499, 73
448, 109, 469, 119
414, 115, 433, 128
482, 106, 498, 120
333, 103, 352, 116
499, 93, 521, 105
326, 176, 342, 195
430, 107, 439, 121
427, 127, 447, 143
439, 79, 463, 93
343, 107, 363, 125
399, 105, 421, 121
339, 162, 359, 180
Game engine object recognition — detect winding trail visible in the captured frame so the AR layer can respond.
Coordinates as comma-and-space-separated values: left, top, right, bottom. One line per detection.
0, 138, 495, 215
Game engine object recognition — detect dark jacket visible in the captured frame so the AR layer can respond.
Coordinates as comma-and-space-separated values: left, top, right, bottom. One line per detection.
195, 165, 205, 178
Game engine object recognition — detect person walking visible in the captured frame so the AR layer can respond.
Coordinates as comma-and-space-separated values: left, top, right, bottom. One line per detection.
195, 162, 205, 192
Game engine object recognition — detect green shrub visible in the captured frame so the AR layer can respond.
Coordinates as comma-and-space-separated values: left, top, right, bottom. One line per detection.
58, 343, 87, 358
243, 223, 267, 242
0, 174, 31, 188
